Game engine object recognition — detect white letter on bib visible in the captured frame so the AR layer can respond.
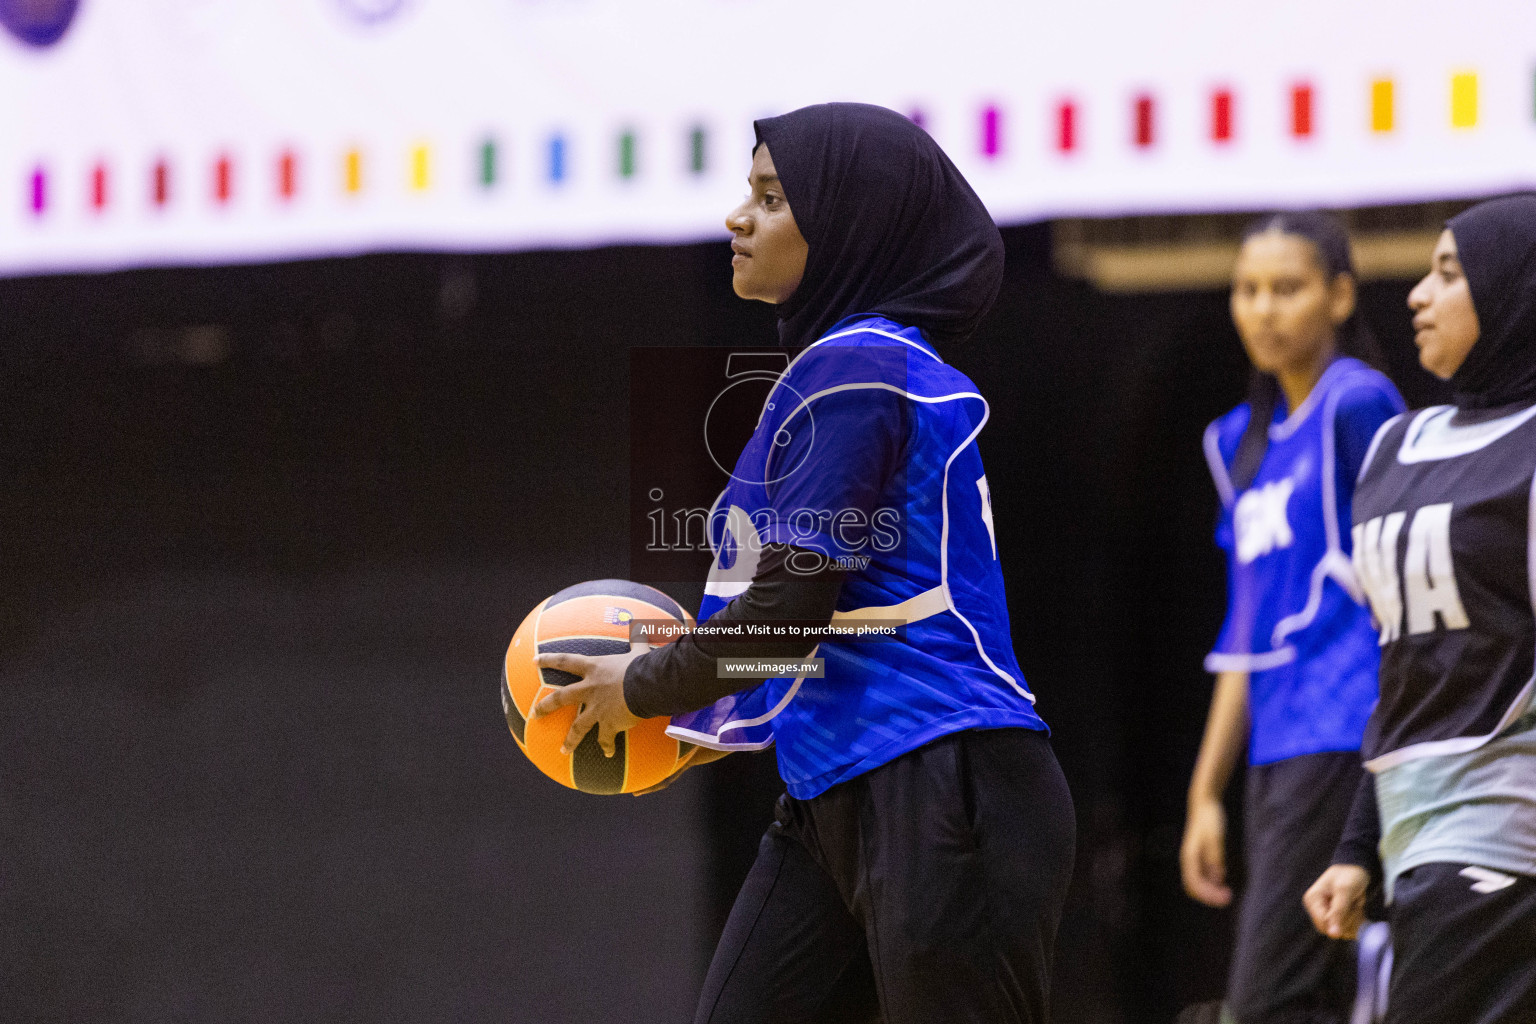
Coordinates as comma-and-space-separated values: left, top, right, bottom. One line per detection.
1403, 503, 1469, 635
1235, 478, 1295, 564
1352, 511, 1405, 644
977, 476, 997, 559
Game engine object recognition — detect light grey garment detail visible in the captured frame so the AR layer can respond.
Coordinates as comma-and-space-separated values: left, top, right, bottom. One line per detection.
1377, 710, 1536, 901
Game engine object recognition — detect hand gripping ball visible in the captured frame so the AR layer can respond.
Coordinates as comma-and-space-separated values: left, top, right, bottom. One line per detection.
502, 579, 698, 794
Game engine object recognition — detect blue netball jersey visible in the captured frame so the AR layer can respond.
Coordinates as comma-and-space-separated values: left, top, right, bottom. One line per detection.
1203, 357, 1404, 765
666, 316, 1046, 799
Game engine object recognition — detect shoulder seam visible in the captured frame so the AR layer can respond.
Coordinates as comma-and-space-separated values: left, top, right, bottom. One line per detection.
1356, 412, 1406, 483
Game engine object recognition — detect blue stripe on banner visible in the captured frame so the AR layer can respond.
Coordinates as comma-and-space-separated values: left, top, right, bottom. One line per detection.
549, 134, 566, 184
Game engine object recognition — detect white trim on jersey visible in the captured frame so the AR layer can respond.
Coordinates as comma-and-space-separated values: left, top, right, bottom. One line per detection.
667, 338, 1035, 748
1204, 648, 1298, 673
1396, 402, 1536, 463
830, 585, 949, 626
1207, 367, 1385, 664
1269, 357, 1353, 442
938, 395, 1036, 701
780, 380, 1035, 701
804, 323, 944, 362
1271, 374, 1374, 646
1356, 413, 1404, 484
1204, 418, 1237, 509
1365, 678, 1536, 771
666, 665, 812, 752
1273, 551, 1365, 649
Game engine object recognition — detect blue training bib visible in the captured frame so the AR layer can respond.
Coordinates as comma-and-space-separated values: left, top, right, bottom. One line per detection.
667, 316, 1045, 798
1203, 357, 1403, 764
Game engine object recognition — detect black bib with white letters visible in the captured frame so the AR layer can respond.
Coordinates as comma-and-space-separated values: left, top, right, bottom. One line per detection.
1352, 402, 1536, 766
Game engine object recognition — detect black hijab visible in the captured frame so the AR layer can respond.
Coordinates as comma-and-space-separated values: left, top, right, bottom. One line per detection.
1446, 194, 1536, 409
753, 103, 1004, 350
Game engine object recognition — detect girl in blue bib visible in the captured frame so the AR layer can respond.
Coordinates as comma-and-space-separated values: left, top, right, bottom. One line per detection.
1181, 212, 1404, 1024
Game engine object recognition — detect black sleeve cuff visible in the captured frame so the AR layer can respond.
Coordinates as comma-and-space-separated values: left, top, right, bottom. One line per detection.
621, 543, 847, 720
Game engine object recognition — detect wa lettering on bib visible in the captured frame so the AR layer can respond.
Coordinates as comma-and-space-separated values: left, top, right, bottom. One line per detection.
1353, 503, 1470, 644
1351, 403, 1536, 769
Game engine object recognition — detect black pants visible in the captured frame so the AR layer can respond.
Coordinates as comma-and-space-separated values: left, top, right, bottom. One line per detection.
693, 728, 1076, 1024
1386, 862, 1536, 1024
1229, 752, 1362, 1024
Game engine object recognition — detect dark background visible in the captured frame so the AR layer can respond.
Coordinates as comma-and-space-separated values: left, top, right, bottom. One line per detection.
0, 226, 1446, 1023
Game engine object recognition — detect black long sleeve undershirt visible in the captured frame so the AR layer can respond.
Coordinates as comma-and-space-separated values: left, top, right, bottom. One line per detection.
1332, 769, 1384, 885
622, 543, 847, 720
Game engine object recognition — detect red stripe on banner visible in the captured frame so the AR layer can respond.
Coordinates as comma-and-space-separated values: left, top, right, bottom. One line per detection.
1212, 89, 1234, 143
278, 150, 298, 200
1133, 93, 1155, 148
153, 159, 170, 208
1292, 83, 1314, 138
214, 154, 233, 204
91, 162, 108, 211
1057, 99, 1077, 153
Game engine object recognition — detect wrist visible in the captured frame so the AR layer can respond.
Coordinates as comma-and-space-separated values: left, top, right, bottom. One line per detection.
1187, 787, 1223, 808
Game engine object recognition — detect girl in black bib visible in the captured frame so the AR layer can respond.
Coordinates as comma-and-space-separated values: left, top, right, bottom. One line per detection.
1305, 194, 1536, 1024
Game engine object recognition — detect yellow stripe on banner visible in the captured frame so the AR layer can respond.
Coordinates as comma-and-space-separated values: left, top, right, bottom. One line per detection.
1370, 78, 1394, 133
411, 144, 431, 191
1451, 72, 1478, 128
344, 148, 363, 194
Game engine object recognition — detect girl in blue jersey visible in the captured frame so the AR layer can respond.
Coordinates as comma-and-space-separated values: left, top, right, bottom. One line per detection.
1180, 213, 1404, 1024
531, 103, 1075, 1024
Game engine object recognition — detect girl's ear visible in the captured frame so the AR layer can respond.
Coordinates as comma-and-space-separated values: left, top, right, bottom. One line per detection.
1329, 272, 1358, 327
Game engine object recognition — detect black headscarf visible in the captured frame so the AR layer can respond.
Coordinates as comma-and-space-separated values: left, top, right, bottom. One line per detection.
753, 103, 1004, 350
1446, 194, 1536, 409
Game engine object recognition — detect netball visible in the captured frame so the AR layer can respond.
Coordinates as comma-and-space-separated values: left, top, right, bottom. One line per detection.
502, 579, 697, 795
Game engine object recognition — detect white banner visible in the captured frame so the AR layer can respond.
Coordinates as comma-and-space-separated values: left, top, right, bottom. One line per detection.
4, 0, 1534, 276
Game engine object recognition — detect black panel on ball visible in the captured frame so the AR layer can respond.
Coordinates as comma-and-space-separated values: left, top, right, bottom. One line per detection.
539, 667, 581, 688
501, 668, 526, 744
537, 637, 631, 658
571, 729, 627, 795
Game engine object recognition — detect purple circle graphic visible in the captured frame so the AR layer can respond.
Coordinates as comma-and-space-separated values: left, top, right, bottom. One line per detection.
0, 0, 80, 48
